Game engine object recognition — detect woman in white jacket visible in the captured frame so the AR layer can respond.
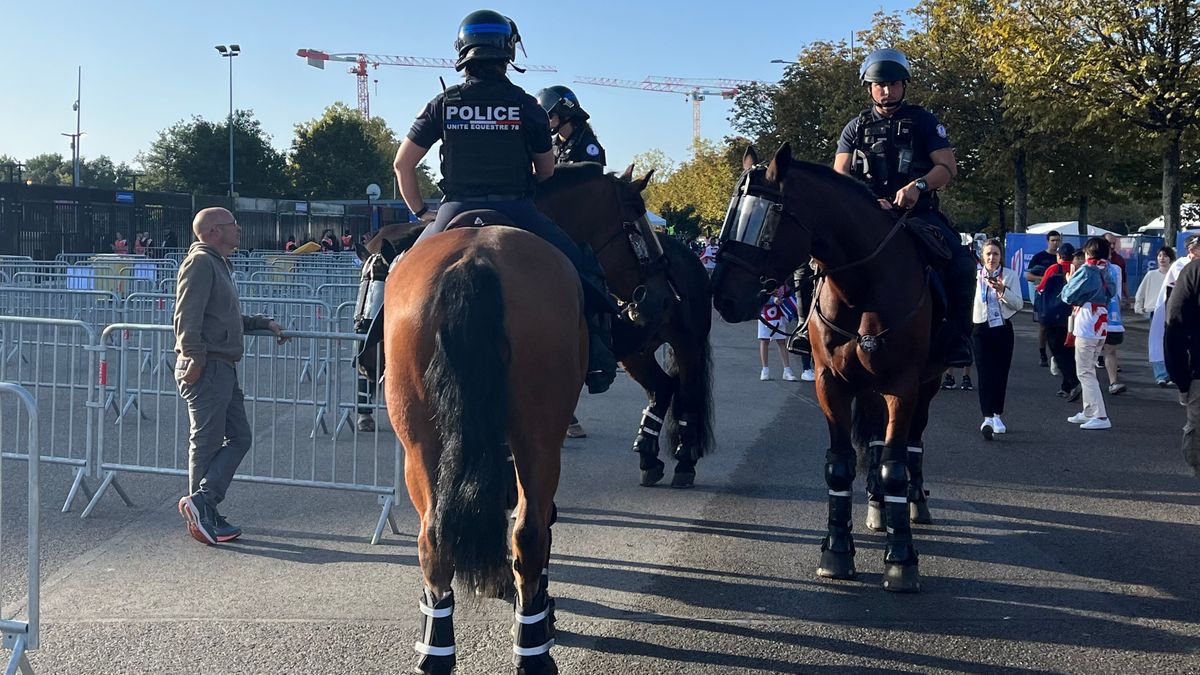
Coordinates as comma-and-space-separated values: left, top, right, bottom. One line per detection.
1135, 246, 1176, 385
1150, 237, 1200, 387
972, 239, 1024, 440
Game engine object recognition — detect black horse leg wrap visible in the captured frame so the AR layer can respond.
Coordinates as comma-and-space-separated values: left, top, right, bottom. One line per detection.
906, 445, 926, 502
865, 440, 885, 502
880, 456, 917, 564
673, 413, 701, 462
823, 450, 856, 553
633, 405, 666, 454
414, 588, 456, 673
512, 587, 555, 665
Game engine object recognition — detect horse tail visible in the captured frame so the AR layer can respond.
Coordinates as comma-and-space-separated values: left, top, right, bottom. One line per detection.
663, 338, 715, 458
424, 253, 511, 599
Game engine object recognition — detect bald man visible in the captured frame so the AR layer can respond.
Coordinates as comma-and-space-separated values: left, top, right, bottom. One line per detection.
174, 207, 287, 545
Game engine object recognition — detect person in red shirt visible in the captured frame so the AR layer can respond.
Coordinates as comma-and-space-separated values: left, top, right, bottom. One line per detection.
112, 232, 128, 254
341, 230, 353, 250
1104, 233, 1128, 300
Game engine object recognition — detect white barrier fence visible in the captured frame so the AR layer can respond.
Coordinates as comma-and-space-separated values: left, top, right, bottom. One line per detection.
0, 383, 41, 674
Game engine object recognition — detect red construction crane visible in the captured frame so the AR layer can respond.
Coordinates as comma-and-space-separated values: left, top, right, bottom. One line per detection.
574, 75, 756, 145
298, 49, 558, 119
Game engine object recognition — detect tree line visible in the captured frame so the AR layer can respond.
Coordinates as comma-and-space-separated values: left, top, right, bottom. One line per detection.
2, 102, 438, 201
635, 0, 1199, 242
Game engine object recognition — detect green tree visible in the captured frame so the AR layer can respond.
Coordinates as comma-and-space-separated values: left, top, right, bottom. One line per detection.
659, 203, 703, 240
24, 153, 68, 186
990, 0, 1200, 241
136, 110, 288, 196
639, 139, 743, 234
289, 102, 403, 200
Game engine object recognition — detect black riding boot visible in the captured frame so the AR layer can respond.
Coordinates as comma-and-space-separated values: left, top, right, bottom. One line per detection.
941, 239, 976, 368
786, 265, 816, 356
578, 245, 618, 394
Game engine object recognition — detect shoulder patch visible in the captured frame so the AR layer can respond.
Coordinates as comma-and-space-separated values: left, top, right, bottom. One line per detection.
586, 143, 600, 157
936, 124, 948, 139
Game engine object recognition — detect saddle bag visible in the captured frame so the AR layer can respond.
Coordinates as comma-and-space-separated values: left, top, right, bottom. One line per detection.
903, 218, 953, 263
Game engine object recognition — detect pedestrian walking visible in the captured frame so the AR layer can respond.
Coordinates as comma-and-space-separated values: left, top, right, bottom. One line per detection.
1150, 237, 1200, 388
1100, 259, 1127, 395
174, 207, 289, 545
1164, 257, 1200, 477
759, 285, 798, 381
972, 239, 1023, 440
1036, 243, 1080, 400
1026, 230, 1062, 368
1061, 237, 1118, 431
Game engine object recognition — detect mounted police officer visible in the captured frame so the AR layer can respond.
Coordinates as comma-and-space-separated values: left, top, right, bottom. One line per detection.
537, 85, 606, 167
793, 48, 973, 367
392, 9, 618, 394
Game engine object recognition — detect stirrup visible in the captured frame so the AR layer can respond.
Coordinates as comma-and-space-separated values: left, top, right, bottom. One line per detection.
786, 329, 811, 356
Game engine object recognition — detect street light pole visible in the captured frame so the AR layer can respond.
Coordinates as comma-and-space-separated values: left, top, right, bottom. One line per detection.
215, 44, 241, 198
73, 66, 81, 187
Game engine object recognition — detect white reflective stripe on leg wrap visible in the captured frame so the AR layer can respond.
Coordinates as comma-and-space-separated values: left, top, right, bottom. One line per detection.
906, 446, 923, 453
884, 495, 908, 504
515, 607, 550, 624
414, 643, 456, 657
641, 408, 663, 424
419, 602, 453, 618
641, 428, 660, 437
828, 490, 852, 497
869, 441, 885, 447
513, 639, 555, 657
678, 420, 689, 426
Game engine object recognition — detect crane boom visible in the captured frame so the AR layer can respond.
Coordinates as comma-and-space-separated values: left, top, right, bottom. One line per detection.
297, 49, 558, 119
575, 75, 754, 143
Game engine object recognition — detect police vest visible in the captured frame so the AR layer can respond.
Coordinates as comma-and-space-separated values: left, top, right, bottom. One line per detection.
438, 80, 534, 200
851, 105, 937, 211
556, 124, 605, 166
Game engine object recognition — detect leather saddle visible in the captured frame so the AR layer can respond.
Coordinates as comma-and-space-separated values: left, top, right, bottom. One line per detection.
902, 214, 953, 263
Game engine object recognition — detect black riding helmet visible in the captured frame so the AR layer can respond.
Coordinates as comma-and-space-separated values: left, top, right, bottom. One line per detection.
454, 9, 522, 71
537, 85, 590, 125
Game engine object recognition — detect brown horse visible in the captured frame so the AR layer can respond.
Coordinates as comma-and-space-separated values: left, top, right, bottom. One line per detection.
360, 163, 715, 488
711, 144, 949, 593
384, 224, 581, 674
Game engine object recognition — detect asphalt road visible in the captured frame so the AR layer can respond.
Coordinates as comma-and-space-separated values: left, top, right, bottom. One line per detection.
4, 310, 1198, 674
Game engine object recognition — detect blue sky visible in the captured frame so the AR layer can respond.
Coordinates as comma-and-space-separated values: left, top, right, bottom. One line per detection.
2, 1, 916, 177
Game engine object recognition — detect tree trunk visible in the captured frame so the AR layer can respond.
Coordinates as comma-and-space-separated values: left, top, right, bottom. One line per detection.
1163, 129, 1183, 244
1077, 194, 1089, 236
996, 199, 1007, 235
1013, 147, 1028, 233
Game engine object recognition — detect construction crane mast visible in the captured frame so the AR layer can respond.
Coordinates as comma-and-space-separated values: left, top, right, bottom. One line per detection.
298, 49, 558, 119
574, 75, 755, 145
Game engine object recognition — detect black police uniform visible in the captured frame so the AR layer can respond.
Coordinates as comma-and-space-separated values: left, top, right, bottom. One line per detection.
407, 73, 618, 392
554, 123, 605, 167
835, 103, 975, 366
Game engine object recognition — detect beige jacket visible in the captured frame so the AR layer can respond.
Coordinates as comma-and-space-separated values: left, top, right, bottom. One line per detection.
972, 267, 1024, 324
173, 242, 270, 366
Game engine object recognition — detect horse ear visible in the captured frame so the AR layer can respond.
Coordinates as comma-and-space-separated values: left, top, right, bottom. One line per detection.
354, 241, 370, 262
766, 142, 792, 183
380, 238, 397, 261
619, 163, 634, 181
633, 169, 655, 193
742, 145, 759, 171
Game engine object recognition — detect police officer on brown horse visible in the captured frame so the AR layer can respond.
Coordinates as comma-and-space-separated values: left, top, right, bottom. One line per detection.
791, 48, 974, 368
393, 9, 618, 394
537, 85, 606, 167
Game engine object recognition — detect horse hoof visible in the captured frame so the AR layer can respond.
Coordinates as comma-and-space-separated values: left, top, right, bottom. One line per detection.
515, 654, 558, 675
816, 549, 857, 580
865, 502, 885, 532
670, 470, 696, 489
640, 465, 665, 487
909, 500, 932, 524
882, 562, 921, 593
412, 654, 455, 675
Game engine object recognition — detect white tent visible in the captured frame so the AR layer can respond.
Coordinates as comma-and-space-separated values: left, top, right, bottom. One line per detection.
645, 210, 666, 226
1138, 203, 1200, 234
1026, 221, 1116, 236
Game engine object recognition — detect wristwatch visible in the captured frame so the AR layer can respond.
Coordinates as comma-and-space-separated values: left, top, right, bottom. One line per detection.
915, 178, 929, 192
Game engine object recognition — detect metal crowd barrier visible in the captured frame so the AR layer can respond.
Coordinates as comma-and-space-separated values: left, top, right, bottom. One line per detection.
125, 294, 333, 333
249, 270, 357, 290
0, 317, 99, 513
0, 383, 41, 674
85, 325, 400, 543
316, 283, 359, 311
11, 272, 155, 299
0, 288, 122, 328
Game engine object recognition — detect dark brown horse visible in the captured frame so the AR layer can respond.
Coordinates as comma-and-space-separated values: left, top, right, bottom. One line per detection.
361, 163, 714, 488
384, 224, 582, 674
711, 144, 947, 593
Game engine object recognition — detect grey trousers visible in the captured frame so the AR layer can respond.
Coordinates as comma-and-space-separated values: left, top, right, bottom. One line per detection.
1184, 387, 1200, 477
177, 359, 251, 504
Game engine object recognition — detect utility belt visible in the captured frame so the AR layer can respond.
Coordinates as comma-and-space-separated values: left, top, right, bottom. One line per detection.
443, 192, 526, 203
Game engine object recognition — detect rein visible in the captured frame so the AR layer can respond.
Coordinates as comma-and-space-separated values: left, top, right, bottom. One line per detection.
813, 209, 911, 280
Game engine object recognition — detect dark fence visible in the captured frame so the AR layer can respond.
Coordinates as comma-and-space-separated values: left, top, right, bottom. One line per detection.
0, 185, 411, 258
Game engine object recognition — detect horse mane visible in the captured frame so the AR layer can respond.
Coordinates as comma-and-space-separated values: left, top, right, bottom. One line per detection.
791, 160, 881, 207
535, 162, 607, 197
